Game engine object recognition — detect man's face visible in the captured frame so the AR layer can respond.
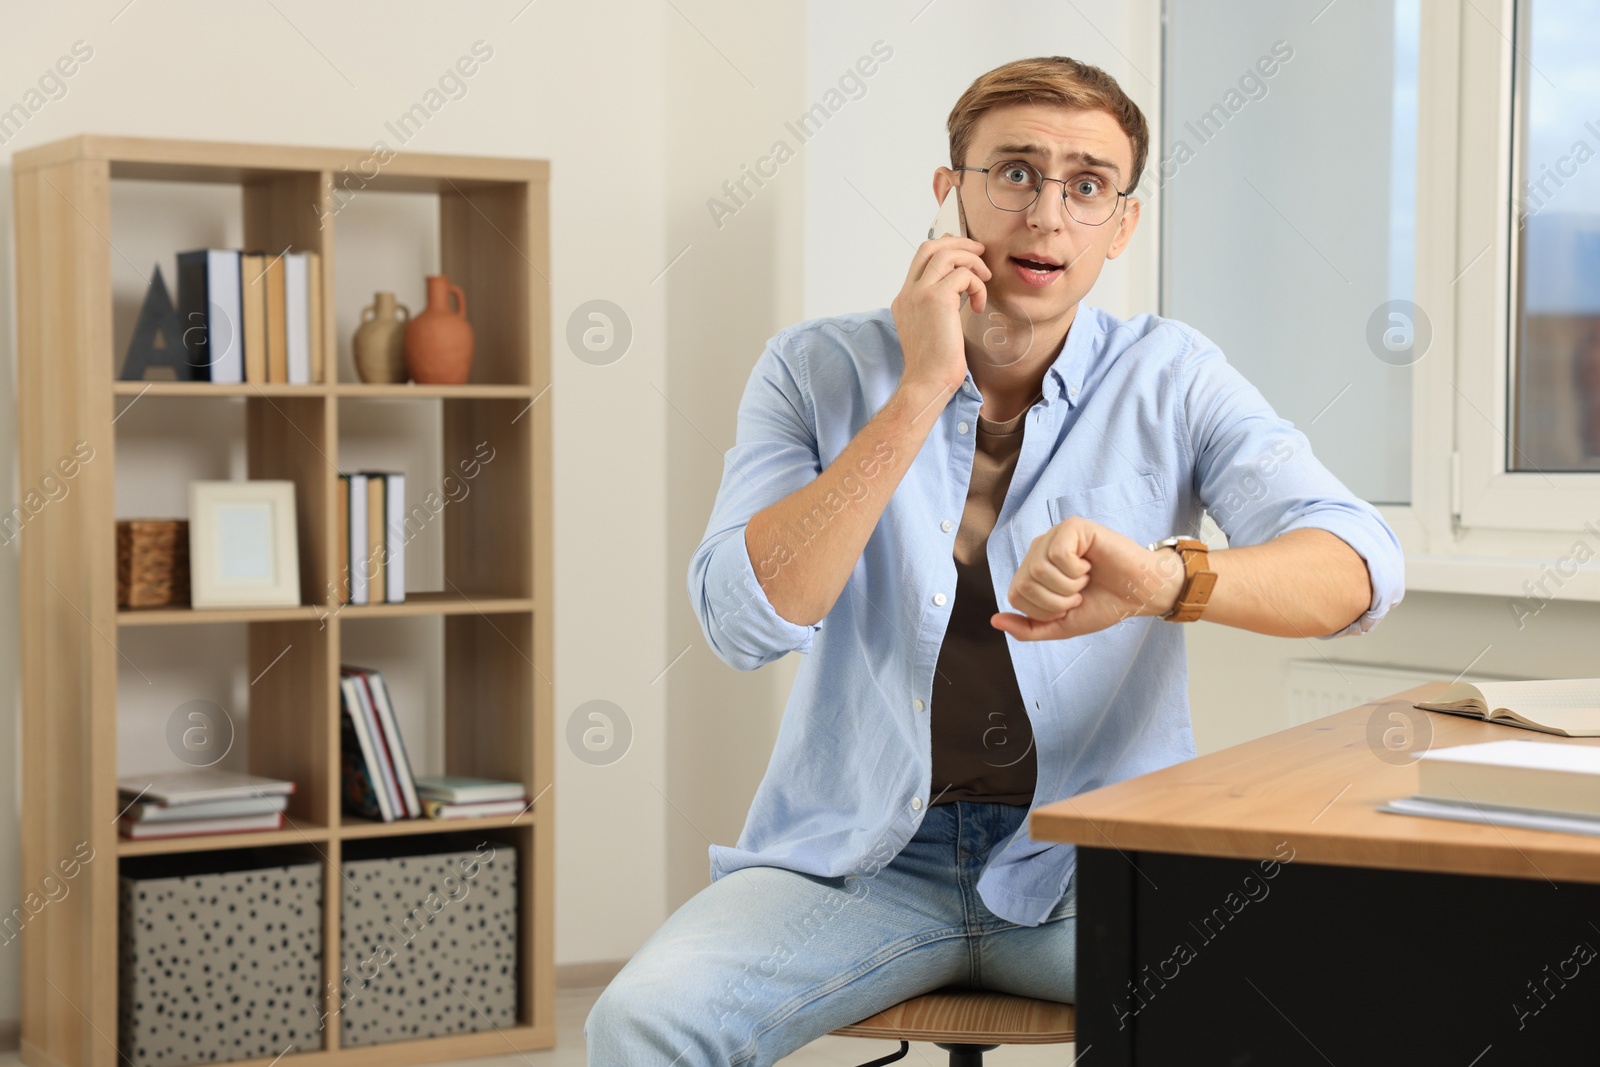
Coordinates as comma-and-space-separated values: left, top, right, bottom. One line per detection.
936, 103, 1140, 322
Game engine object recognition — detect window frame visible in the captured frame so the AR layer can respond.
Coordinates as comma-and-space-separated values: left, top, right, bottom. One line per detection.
1383, 0, 1600, 598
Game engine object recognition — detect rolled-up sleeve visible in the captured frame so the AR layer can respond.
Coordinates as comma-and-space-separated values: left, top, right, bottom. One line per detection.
1179, 331, 1405, 638
688, 329, 826, 670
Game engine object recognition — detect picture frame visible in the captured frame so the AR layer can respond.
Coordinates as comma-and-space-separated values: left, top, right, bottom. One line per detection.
188, 480, 302, 609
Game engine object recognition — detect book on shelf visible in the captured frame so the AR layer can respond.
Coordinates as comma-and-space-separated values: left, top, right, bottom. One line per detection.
240, 252, 268, 384
285, 252, 311, 384
338, 664, 420, 821
125, 794, 289, 823
414, 776, 528, 804
118, 811, 285, 840
175, 250, 243, 383
420, 797, 529, 820
340, 471, 405, 605
1414, 678, 1600, 737
175, 247, 323, 385
118, 769, 296, 806
366, 475, 386, 603
116, 769, 295, 839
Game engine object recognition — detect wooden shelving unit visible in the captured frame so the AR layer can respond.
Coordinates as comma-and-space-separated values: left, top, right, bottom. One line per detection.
13, 135, 554, 1067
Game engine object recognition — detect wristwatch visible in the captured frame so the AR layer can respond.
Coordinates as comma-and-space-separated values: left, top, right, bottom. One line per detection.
1147, 536, 1216, 622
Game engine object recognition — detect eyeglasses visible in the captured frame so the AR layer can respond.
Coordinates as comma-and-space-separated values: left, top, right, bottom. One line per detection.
954, 160, 1131, 227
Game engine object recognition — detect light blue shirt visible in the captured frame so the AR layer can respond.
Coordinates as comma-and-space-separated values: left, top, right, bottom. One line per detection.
687, 305, 1405, 926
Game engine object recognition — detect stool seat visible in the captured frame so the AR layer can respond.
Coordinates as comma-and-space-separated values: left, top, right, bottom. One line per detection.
831, 987, 1075, 1045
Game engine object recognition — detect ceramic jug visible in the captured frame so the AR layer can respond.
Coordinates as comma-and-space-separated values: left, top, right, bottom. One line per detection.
405, 275, 474, 384
353, 291, 410, 383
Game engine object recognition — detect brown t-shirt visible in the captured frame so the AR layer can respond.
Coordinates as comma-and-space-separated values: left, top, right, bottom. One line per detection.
929, 404, 1037, 806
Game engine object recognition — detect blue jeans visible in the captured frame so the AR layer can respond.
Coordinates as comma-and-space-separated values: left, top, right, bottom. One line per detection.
585, 801, 1077, 1066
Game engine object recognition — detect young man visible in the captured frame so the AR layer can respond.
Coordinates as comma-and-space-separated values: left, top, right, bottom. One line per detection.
587, 56, 1403, 1065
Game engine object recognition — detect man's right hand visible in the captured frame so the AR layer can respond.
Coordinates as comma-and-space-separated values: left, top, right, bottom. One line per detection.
890, 235, 989, 399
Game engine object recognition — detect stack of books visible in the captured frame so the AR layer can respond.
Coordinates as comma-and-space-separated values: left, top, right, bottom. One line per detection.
1383, 679, 1600, 835
117, 770, 295, 840
338, 472, 405, 605
338, 666, 528, 823
413, 776, 529, 820
340, 664, 419, 822
177, 248, 325, 384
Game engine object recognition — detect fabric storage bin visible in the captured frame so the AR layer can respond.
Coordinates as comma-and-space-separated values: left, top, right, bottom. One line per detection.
118, 849, 323, 1066
337, 837, 518, 1045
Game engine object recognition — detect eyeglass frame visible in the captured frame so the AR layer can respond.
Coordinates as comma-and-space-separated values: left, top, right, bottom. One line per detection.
952, 160, 1133, 226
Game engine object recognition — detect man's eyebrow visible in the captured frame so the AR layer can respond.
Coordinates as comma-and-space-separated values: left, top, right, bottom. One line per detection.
986, 143, 1123, 178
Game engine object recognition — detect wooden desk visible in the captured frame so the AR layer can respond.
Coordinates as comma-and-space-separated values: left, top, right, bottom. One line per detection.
1030, 683, 1600, 1065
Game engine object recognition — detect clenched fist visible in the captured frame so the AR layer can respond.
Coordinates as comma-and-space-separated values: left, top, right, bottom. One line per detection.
991, 517, 1188, 641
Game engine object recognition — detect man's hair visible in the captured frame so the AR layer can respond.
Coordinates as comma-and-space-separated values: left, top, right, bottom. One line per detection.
947, 56, 1150, 194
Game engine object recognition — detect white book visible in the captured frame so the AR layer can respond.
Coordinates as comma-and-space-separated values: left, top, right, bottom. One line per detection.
284, 252, 311, 384
340, 674, 394, 821
348, 473, 369, 605
347, 668, 419, 819
127, 794, 289, 823
207, 250, 243, 383
414, 776, 528, 804
118, 769, 295, 806
1415, 678, 1600, 737
384, 472, 405, 603
346, 670, 404, 819
1413, 739, 1600, 818
120, 811, 284, 840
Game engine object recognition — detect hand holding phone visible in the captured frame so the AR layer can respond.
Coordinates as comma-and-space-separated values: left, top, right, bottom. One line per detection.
889, 186, 989, 400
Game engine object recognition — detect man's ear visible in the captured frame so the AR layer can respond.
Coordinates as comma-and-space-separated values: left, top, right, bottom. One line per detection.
933, 167, 958, 206
1105, 196, 1141, 260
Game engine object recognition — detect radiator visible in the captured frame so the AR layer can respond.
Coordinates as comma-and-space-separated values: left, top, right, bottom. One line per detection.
1282, 659, 1512, 728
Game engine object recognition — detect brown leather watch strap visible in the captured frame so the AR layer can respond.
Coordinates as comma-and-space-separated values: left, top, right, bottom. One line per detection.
1161, 537, 1215, 623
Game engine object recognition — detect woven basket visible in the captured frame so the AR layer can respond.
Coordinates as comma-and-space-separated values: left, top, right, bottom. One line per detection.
116, 519, 190, 608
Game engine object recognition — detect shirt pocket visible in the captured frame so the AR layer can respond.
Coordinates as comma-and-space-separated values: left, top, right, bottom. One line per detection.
1046, 472, 1169, 541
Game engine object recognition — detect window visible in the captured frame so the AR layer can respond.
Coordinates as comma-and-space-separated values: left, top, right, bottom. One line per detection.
1508, 0, 1600, 474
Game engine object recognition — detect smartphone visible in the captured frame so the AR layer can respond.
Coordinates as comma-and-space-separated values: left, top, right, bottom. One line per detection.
928, 186, 970, 309
928, 186, 967, 240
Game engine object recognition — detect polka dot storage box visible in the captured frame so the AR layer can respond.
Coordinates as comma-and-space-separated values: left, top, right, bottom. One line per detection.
118, 849, 323, 1066
336, 836, 518, 1046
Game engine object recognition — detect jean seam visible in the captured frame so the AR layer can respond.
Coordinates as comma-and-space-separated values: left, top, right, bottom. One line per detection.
730, 925, 970, 1067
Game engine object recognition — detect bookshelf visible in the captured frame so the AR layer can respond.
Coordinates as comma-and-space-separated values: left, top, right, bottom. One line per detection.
13, 135, 553, 1067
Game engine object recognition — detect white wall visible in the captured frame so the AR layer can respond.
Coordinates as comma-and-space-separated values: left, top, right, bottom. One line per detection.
0, 0, 672, 1025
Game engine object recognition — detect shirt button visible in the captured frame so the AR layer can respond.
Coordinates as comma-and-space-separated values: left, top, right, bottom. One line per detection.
912, 698, 925, 712
911, 796, 923, 811
957, 421, 970, 434
940, 519, 953, 533
932, 592, 947, 606
1069, 385, 1079, 398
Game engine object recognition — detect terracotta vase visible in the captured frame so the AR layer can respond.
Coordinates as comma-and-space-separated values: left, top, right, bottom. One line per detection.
405, 275, 474, 384
352, 292, 411, 383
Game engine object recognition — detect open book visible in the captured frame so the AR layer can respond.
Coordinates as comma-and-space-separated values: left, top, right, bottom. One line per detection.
1414, 679, 1600, 737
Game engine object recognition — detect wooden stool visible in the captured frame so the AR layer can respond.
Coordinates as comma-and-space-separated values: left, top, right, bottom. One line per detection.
831, 987, 1076, 1066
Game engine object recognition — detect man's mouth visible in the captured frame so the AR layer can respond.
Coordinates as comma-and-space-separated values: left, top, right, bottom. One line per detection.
1009, 254, 1064, 276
